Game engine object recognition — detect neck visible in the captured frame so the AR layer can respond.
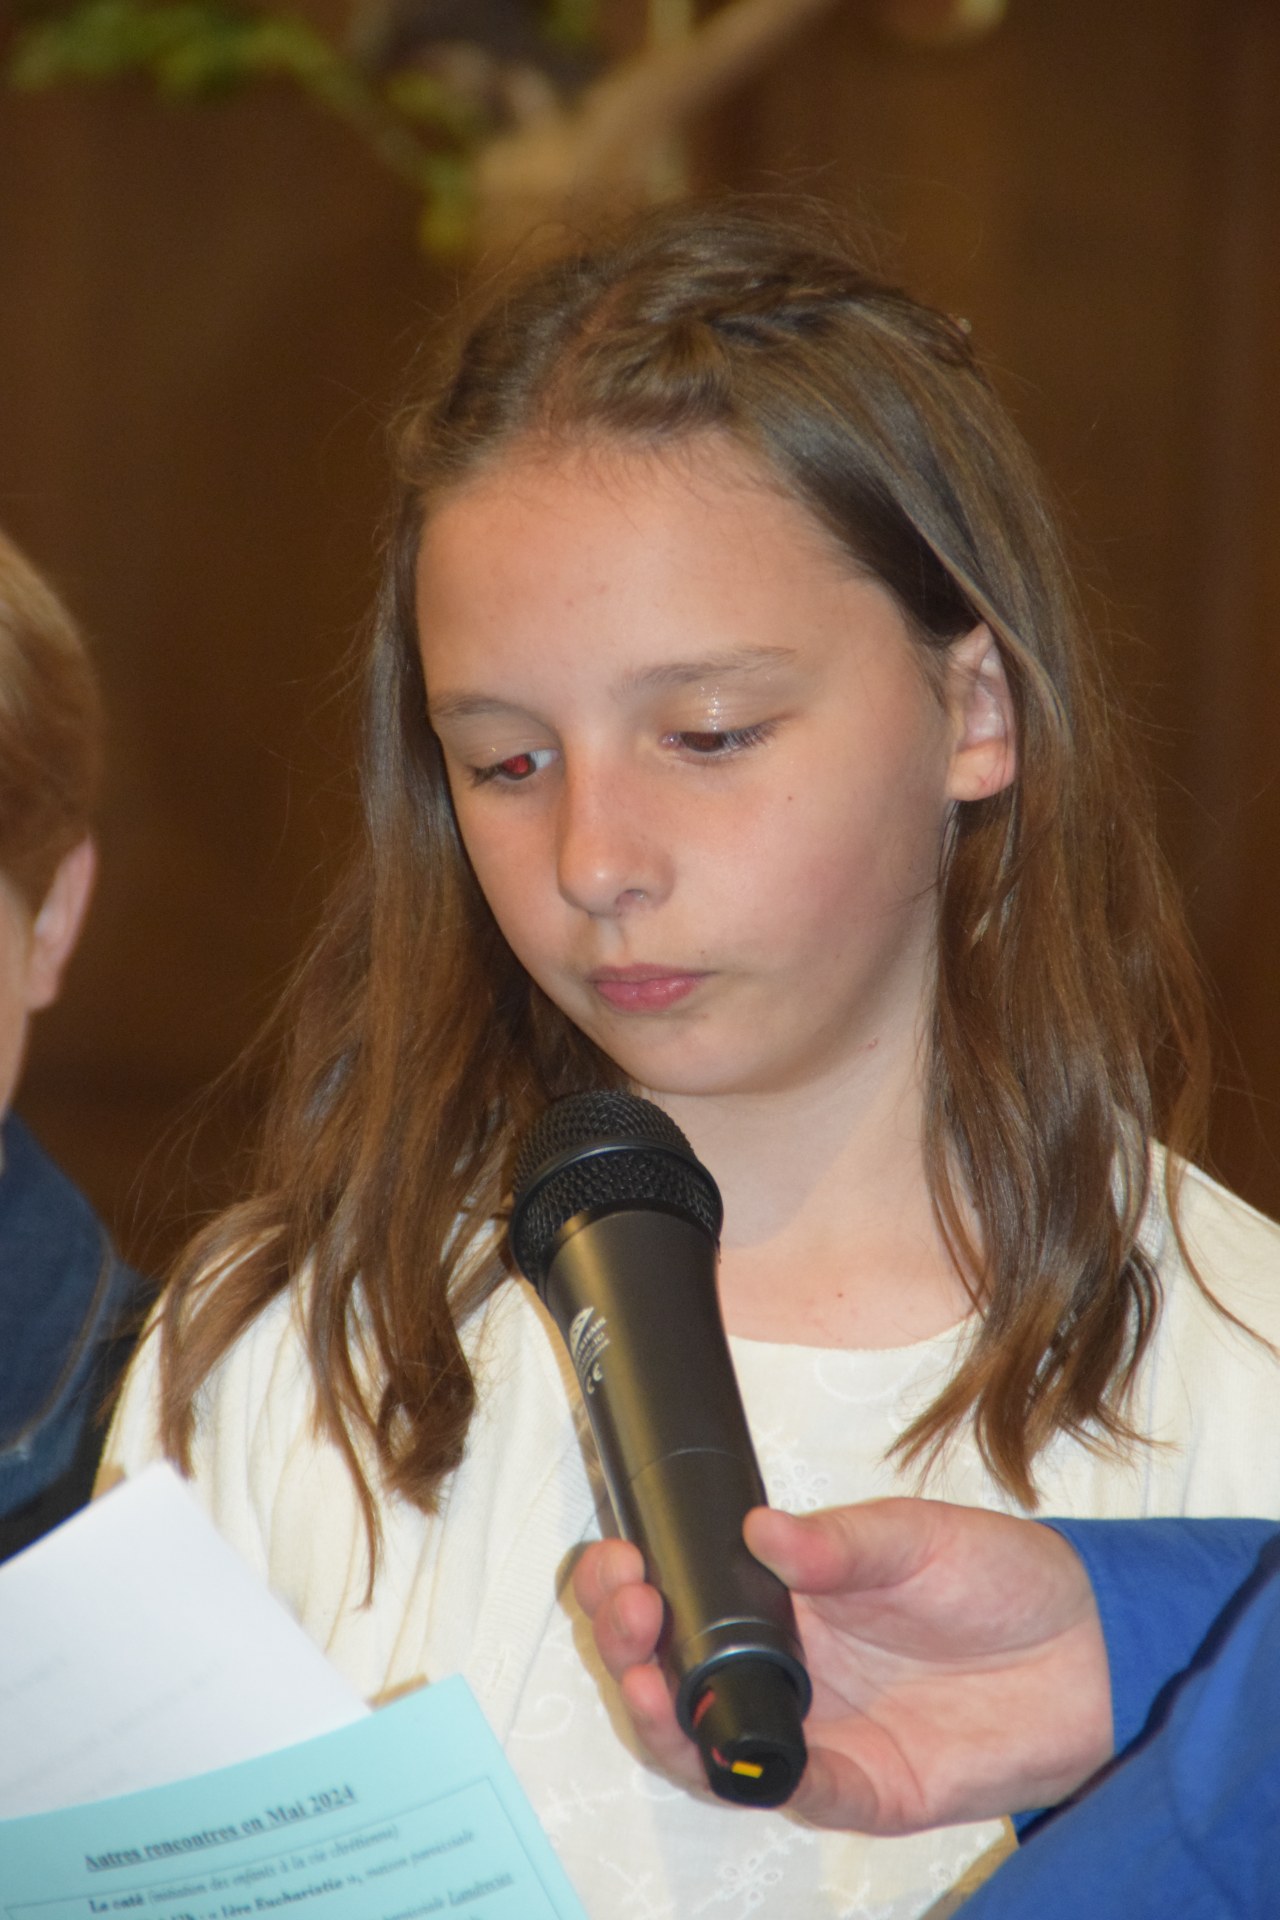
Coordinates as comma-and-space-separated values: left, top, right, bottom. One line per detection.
652, 1047, 973, 1350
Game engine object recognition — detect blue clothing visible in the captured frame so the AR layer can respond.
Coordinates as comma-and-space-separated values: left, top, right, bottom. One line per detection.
0, 1113, 146, 1559
967, 1518, 1280, 1918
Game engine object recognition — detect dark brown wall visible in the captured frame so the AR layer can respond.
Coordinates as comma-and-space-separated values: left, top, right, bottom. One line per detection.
3, 0, 1278, 1273
1, 77, 442, 1260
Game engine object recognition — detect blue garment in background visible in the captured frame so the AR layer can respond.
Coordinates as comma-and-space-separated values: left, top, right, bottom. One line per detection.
968, 1517, 1280, 1918
0, 1112, 146, 1558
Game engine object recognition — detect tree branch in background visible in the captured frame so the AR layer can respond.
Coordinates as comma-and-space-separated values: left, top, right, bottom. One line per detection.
3, 0, 1009, 258
473, 0, 851, 254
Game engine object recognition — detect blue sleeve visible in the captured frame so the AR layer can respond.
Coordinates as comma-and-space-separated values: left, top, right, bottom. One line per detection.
970, 1525, 1280, 1920
1043, 1516, 1279, 1753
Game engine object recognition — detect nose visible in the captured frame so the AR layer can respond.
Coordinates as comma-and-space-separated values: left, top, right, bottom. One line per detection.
555, 760, 670, 917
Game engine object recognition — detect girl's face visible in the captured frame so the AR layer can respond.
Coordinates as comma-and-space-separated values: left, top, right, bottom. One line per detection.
418, 437, 1002, 1106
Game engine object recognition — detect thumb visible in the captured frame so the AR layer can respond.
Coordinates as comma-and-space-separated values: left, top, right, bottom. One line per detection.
745, 1499, 944, 1598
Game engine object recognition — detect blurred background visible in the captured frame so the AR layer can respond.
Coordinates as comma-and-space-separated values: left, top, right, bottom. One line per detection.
2, 0, 1278, 1276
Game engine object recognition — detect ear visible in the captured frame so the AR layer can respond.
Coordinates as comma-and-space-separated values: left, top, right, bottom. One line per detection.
943, 625, 1017, 803
24, 836, 97, 1012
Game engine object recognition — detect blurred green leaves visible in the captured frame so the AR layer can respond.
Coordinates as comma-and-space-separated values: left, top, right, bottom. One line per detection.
11, 1, 343, 97
3, 0, 602, 252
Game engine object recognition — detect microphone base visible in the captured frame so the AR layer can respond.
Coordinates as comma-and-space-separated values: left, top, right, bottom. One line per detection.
686, 1654, 808, 1808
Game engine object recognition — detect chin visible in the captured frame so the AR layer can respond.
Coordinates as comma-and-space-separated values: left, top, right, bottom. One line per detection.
608, 1049, 777, 1104
567, 1004, 790, 1102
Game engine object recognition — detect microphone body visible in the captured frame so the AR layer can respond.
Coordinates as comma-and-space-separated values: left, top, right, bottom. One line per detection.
510, 1091, 810, 1808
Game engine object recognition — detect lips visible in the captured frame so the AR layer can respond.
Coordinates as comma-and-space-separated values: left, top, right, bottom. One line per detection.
589, 966, 707, 1012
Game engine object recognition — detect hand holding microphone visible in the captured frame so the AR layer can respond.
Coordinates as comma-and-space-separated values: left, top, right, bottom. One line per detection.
509, 1089, 811, 1808
576, 1501, 1113, 1837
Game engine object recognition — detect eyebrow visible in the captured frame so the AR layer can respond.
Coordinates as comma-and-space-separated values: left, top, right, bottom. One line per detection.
619, 644, 800, 694
428, 645, 800, 724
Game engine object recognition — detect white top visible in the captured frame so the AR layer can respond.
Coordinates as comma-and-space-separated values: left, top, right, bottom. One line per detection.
104, 1161, 1280, 1918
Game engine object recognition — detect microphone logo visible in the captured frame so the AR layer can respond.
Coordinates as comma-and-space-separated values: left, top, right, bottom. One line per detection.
568, 1306, 610, 1396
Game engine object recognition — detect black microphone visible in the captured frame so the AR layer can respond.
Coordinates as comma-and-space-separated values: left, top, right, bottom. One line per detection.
509, 1089, 810, 1808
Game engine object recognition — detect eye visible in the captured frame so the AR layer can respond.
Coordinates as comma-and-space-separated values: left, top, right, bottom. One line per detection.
468, 746, 557, 786
667, 722, 776, 758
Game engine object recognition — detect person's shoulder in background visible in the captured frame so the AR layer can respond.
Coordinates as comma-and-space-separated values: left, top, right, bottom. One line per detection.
0, 1110, 149, 1561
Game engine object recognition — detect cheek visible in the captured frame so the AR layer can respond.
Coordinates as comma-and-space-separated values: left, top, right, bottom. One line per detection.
761, 781, 945, 951
456, 815, 554, 958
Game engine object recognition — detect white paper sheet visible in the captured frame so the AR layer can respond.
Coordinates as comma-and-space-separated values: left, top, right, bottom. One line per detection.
0, 1464, 367, 1817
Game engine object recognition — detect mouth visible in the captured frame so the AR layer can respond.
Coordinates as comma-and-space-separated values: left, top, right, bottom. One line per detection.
588, 965, 708, 1012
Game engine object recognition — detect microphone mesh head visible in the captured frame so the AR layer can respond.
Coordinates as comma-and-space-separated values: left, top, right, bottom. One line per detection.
510, 1090, 723, 1292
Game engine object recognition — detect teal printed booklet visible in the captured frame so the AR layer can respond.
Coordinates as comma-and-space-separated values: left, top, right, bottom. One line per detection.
0, 1468, 587, 1919
0, 1681, 585, 1919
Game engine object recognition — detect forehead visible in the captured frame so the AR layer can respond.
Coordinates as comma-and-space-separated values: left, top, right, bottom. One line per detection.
412, 435, 944, 744
415, 435, 871, 651
431, 428, 862, 548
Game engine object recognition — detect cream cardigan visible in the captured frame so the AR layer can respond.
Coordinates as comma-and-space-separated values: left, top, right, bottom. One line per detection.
104, 1160, 1280, 1917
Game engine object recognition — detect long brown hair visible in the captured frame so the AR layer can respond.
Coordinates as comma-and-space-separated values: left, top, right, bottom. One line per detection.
157, 200, 1210, 1534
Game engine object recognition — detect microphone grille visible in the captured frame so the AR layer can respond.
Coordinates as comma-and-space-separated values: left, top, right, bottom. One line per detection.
510, 1091, 723, 1291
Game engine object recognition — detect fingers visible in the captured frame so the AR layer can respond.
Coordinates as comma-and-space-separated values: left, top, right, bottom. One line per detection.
572, 1539, 665, 1682
572, 1540, 707, 1792
617, 1663, 707, 1789
572, 1536, 646, 1617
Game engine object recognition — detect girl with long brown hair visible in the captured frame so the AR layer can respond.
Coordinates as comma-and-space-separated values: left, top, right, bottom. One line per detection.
105, 202, 1280, 1916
